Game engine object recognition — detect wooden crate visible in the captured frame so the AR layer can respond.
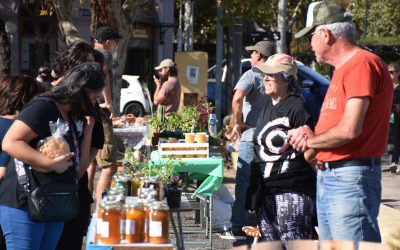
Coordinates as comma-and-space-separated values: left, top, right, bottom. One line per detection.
159, 143, 209, 158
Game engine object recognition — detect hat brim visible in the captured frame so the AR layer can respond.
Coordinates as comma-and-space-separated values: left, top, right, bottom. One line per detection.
294, 25, 315, 39
252, 65, 298, 80
253, 65, 287, 74
154, 65, 163, 70
245, 45, 258, 51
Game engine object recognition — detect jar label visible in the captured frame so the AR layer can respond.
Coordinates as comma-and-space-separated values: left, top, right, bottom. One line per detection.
125, 220, 135, 235
149, 221, 162, 237
101, 221, 110, 238
121, 219, 126, 235
96, 219, 103, 235
145, 219, 149, 233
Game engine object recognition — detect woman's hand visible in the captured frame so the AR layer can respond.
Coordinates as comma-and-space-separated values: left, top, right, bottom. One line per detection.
50, 153, 74, 173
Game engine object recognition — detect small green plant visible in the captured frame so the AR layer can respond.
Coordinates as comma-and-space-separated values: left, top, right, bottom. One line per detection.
149, 114, 164, 132
180, 105, 200, 132
142, 158, 183, 187
122, 146, 147, 177
164, 113, 182, 131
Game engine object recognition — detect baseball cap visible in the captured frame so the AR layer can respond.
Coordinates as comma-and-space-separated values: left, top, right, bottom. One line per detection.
154, 59, 176, 70
253, 54, 298, 80
294, 0, 352, 39
94, 26, 122, 43
245, 41, 276, 57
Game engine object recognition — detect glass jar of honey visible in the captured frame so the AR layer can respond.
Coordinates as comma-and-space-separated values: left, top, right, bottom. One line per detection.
96, 201, 105, 242
108, 188, 125, 203
111, 173, 122, 188
143, 200, 153, 242
141, 176, 164, 201
114, 174, 130, 196
122, 203, 145, 243
149, 202, 169, 244
100, 200, 121, 244
131, 174, 141, 197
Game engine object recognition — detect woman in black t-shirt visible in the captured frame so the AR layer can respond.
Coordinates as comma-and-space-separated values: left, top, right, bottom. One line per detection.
244, 54, 316, 249
0, 62, 105, 250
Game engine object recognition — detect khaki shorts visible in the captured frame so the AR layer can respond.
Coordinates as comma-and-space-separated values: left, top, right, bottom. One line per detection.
96, 113, 117, 168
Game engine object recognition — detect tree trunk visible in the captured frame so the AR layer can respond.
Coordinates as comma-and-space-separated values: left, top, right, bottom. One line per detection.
0, 26, 10, 78
184, 0, 193, 51
277, 0, 288, 53
91, 0, 151, 115
50, 0, 84, 45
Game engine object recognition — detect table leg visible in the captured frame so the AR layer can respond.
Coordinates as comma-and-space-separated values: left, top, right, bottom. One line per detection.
176, 211, 184, 249
169, 211, 185, 250
209, 196, 213, 249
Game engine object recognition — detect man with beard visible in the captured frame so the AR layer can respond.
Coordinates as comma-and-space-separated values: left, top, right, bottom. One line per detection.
153, 59, 181, 114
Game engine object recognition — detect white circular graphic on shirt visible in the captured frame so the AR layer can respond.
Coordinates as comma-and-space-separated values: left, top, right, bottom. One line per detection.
264, 128, 289, 154
257, 117, 291, 161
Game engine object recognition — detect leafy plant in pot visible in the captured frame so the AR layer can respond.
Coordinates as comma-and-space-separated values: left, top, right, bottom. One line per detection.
157, 159, 184, 209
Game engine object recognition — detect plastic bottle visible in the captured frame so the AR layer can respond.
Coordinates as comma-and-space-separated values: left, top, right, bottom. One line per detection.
208, 111, 217, 136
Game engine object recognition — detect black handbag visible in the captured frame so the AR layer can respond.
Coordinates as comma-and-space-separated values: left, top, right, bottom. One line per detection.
26, 181, 79, 222
15, 118, 80, 223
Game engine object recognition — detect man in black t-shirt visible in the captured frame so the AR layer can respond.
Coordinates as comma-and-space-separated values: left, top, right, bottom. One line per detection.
88, 26, 122, 205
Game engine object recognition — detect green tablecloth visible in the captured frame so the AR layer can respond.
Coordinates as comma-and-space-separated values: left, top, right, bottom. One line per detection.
149, 151, 224, 197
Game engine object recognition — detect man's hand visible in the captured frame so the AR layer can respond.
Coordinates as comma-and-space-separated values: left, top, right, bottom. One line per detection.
288, 125, 314, 152
232, 123, 250, 139
153, 75, 161, 88
99, 103, 113, 117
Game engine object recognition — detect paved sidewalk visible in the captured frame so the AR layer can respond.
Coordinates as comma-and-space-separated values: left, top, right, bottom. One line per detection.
379, 160, 400, 247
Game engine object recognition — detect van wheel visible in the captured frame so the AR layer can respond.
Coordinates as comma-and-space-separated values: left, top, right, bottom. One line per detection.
124, 102, 144, 117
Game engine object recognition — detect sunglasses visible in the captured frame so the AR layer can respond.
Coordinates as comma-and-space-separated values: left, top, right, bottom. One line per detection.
389, 70, 395, 74
261, 72, 283, 79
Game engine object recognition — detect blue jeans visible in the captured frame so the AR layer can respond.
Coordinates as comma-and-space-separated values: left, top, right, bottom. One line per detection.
231, 140, 254, 231
0, 206, 64, 250
316, 164, 381, 242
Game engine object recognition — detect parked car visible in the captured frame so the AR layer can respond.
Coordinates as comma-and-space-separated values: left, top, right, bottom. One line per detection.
120, 75, 151, 117
207, 58, 330, 123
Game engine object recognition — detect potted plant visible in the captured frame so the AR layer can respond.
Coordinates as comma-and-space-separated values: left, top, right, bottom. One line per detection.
156, 158, 184, 209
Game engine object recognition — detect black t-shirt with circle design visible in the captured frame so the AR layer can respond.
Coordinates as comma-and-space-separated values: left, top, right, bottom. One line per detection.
248, 95, 316, 207
0, 97, 103, 208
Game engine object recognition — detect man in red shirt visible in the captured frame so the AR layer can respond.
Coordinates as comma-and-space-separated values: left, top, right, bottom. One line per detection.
288, 0, 393, 243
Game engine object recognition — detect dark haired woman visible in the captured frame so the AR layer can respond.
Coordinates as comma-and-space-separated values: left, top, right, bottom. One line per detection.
0, 75, 44, 250
0, 62, 105, 250
245, 54, 316, 249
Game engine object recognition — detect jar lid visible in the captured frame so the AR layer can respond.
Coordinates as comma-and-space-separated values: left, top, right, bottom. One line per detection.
103, 200, 121, 210
112, 174, 121, 180
124, 203, 144, 209
118, 175, 131, 182
148, 175, 162, 182
151, 201, 169, 210
108, 188, 125, 196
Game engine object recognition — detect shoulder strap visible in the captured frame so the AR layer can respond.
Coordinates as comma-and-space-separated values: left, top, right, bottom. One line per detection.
13, 158, 36, 193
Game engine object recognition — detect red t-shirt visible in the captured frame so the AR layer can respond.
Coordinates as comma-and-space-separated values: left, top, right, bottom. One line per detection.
315, 49, 393, 162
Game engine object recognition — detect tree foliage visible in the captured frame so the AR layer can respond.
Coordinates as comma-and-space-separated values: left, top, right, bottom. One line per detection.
351, 0, 400, 39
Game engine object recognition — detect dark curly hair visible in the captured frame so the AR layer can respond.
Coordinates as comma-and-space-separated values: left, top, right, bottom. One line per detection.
43, 62, 105, 120
0, 75, 44, 116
